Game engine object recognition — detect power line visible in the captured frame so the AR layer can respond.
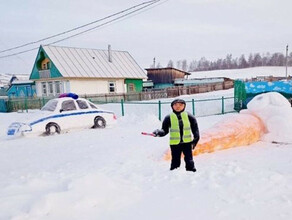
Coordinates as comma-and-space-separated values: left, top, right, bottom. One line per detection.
0, 0, 160, 55
0, 47, 39, 59
47, 0, 163, 46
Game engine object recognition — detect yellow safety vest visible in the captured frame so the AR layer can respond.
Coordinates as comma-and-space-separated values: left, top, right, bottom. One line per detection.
170, 112, 192, 145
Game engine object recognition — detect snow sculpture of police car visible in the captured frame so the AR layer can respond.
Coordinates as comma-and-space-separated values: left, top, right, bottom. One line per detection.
7, 93, 116, 137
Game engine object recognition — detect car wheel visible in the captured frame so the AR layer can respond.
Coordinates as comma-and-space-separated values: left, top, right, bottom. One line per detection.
45, 122, 61, 135
93, 116, 106, 128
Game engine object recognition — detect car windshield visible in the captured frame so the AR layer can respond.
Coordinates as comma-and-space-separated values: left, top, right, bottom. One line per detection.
41, 100, 58, 111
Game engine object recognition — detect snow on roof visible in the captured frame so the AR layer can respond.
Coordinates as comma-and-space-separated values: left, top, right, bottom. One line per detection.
11, 80, 34, 85
189, 66, 292, 80
42, 45, 147, 79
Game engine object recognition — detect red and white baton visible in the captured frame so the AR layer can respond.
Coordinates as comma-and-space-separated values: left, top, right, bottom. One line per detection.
141, 132, 155, 137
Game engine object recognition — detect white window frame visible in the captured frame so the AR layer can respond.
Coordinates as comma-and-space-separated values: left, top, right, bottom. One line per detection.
41, 82, 47, 96
48, 81, 54, 96
108, 81, 116, 93
55, 81, 61, 95
128, 83, 135, 92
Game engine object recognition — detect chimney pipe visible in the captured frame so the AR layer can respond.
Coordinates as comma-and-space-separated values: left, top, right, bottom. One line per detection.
108, 45, 112, 63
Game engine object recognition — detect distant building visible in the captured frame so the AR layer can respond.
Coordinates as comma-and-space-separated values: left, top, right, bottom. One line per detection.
29, 45, 147, 97
142, 80, 154, 90
174, 77, 233, 88
6, 80, 36, 98
145, 67, 190, 89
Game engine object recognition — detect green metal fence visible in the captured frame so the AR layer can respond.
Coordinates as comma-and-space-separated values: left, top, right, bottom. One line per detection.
0, 99, 7, 112
91, 96, 235, 120
6, 97, 52, 113
4, 96, 236, 119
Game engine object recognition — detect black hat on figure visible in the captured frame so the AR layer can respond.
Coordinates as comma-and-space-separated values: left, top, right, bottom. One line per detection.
171, 99, 186, 112
171, 99, 186, 107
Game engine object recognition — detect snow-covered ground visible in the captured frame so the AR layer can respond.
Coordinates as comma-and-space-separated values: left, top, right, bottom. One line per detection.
190, 66, 292, 80
0, 90, 292, 220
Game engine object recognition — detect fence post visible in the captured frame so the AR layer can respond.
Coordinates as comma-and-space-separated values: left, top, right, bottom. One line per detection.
39, 98, 42, 109
192, 99, 195, 116
121, 99, 125, 116
222, 96, 225, 114
7, 97, 11, 112
158, 100, 161, 121
24, 97, 28, 113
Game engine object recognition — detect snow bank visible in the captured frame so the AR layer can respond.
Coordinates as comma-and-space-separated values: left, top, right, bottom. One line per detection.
246, 92, 292, 143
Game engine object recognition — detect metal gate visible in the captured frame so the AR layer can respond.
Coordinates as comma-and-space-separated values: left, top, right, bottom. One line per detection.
234, 80, 246, 111
0, 99, 7, 112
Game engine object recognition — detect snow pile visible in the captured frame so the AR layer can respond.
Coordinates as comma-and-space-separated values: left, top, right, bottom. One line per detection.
245, 92, 292, 143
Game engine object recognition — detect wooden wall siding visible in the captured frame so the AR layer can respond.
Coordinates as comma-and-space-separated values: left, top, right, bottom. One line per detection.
147, 69, 186, 84
81, 80, 234, 102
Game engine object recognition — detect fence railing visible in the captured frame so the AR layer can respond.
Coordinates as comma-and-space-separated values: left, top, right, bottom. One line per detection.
5, 97, 52, 113
2, 96, 236, 119
92, 96, 236, 120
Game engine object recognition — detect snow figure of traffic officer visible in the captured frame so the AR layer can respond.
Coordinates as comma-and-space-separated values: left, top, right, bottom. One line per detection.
153, 99, 200, 172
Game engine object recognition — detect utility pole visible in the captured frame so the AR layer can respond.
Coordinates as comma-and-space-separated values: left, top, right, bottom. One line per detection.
286, 44, 288, 78
153, 57, 156, 68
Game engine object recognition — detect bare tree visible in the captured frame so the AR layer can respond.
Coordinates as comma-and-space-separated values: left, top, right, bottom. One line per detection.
188, 60, 198, 71
182, 59, 188, 71
238, 54, 248, 68
156, 62, 162, 68
176, 60, 182, 70
167, 60, 174, 68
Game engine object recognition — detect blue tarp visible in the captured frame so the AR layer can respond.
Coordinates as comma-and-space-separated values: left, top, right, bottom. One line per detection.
245, 80, 292, 94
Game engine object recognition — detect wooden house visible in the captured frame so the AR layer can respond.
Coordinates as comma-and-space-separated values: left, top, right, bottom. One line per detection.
6, 80, 36, 98
29, 45, 147, 97
145, 67, 190, 88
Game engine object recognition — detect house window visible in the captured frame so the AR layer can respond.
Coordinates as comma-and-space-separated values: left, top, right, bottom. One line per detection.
41, 82, 47, 96
48, 82, 53, 96
41, 59, 50, 70
55, 81, 61, 94
108, 81, 116, 93
128, 83, 135, 92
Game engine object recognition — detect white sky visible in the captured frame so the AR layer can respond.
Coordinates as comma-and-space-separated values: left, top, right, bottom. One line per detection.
1, 0, 292, 74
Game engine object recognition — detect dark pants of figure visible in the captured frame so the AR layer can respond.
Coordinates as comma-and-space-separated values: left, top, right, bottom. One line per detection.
170, 142, 195, 171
